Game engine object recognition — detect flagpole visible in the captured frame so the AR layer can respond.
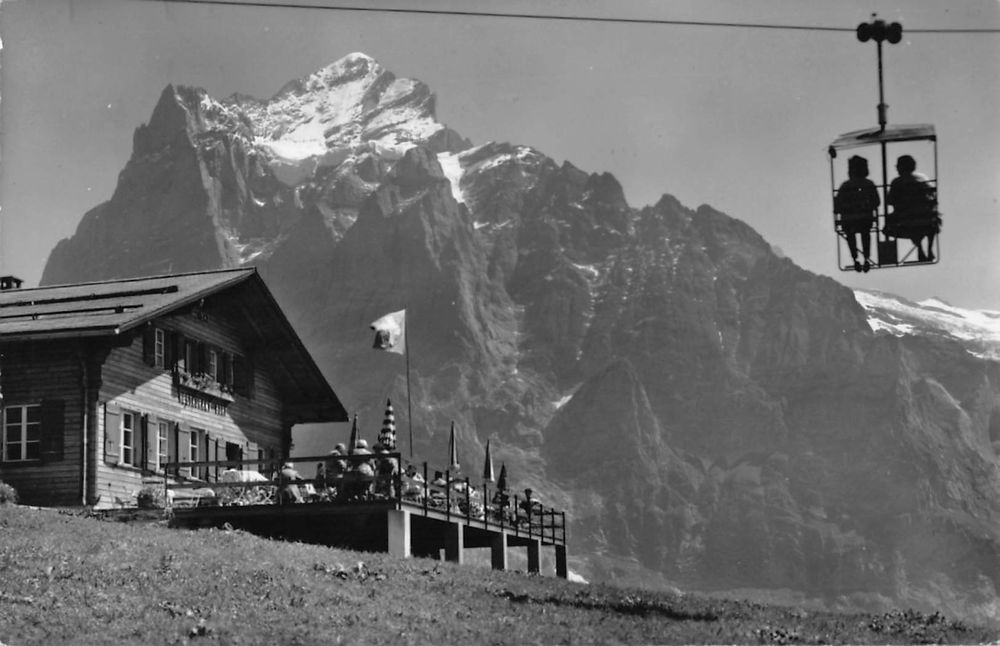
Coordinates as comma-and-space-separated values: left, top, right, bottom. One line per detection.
405, 315, 413, 460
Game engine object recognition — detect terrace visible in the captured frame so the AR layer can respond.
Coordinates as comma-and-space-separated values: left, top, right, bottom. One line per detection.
160, 452, 568, 578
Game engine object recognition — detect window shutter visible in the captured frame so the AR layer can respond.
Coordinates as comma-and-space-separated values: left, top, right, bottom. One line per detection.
39, 399, 65, 462
142, 327, 156, 366
178, 423, 192, 477
166, 332, 179, 370
233, 355, 248, 397
104, 404, 121, 463
213, 437, 220, 481
175, 334, 187, 372
219, 352, 231, 387
145, 415, 158, 471
247, 440, 259, 474
137, 414, 146, 469
204, 432, 211, 480
196, 343, 207, 375
169, 422, 180, 476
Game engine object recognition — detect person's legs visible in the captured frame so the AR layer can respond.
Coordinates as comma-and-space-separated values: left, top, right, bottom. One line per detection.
845, 229, 861, 271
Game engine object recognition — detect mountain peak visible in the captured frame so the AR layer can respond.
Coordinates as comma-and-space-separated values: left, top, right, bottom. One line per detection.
225, 52, 451, 176
274, 52, 382, 101
318, 52, 379, 80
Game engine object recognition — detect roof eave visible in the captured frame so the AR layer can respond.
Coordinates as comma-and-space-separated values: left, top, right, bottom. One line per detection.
0, 326, 123, 343
241, 274, 348, 422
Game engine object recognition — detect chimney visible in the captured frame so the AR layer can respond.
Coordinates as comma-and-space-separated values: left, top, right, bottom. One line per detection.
0, 276, 23, 291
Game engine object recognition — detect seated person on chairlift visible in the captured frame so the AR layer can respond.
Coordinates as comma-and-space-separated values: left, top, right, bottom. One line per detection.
887, 154, 939, 262
834, 155, 880, 272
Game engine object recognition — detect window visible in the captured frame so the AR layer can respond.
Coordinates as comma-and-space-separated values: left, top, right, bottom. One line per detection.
224, 354, 235, 388
225, 442, 243, 468
189, 427, 204, 479
189, 430, 199, 465
143, 326, 169, 370
184, 341, 197, 374
154, 329, 165, 368
157, 421, 169, 472
207, 349, 218, 381
121, 412, 137, 466
3, 405, 40, 462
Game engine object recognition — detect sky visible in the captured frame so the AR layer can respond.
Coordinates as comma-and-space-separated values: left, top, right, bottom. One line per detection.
1, 0, 998, 310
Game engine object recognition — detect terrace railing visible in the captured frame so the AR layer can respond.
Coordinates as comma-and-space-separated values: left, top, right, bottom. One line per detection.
162, 453, 566, 545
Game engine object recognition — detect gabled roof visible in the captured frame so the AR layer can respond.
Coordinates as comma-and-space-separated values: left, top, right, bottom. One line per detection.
0, 268, 347, 424
0, 268, 255, 339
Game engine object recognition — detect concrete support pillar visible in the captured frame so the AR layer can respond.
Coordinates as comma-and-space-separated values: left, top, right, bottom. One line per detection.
444, 521, 464, 564
555, 544, 568, 579
490, 533, 508, 571
387, 509, 411, 558
526, 539, 541, 574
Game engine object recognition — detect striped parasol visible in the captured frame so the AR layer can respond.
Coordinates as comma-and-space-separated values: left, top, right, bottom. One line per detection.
482, 439, 495, 483
378, 398, 396, 450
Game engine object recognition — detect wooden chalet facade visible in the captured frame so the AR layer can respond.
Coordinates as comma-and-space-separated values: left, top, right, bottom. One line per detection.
0, 268, 347, 508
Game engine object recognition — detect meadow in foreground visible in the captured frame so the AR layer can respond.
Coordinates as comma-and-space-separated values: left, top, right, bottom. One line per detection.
0, 505, 994, 645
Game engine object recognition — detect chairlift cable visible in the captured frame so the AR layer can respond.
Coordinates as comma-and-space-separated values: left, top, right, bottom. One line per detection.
148, 0, 1000, 34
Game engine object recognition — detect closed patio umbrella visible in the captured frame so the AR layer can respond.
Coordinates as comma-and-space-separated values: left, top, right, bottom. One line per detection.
482, 439, 495, 483
448, 421, 460, 471
347, 414, 359, 456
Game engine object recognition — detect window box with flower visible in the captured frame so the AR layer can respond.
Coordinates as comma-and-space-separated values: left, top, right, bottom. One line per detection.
174, 369, 235, 404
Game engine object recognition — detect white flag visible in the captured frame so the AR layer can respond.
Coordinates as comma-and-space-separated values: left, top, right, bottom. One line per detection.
370, 309, 406, 355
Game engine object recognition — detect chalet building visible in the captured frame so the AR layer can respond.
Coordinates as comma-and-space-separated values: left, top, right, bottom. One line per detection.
0, 269, 347, 507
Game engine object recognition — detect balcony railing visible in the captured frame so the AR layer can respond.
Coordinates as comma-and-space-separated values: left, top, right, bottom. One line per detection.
161, 453, 566, 545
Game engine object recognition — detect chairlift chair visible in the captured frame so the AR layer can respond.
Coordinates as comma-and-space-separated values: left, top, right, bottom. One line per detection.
829, 124, 940, 270
828, 17, 941, 272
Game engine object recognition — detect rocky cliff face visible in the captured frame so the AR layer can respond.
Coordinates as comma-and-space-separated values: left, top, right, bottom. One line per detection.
41, 54, 1000, 622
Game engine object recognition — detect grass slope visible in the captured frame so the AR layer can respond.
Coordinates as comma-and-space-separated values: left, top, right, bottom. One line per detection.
0, 505, 994, 645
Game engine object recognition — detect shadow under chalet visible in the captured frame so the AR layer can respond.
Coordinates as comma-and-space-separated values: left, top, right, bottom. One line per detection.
0, 270, 567, 577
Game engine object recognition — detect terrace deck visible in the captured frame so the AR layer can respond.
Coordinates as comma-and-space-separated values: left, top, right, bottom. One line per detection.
163, 453, 568, 578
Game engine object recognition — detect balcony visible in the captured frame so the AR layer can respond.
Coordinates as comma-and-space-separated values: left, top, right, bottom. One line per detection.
159, 452, 569, 577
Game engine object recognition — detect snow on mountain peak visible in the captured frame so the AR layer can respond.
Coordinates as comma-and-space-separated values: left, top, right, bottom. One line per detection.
226, 53, 445, 184
319, 52, 377, 79
437, 151, 466, 204
855, 289, 1000, 360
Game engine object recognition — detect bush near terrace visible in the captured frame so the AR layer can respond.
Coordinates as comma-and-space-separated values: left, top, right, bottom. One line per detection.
0, 502, 994, 645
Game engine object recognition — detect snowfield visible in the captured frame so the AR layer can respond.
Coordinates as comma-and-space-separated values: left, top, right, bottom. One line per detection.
855, 289, 1000, 360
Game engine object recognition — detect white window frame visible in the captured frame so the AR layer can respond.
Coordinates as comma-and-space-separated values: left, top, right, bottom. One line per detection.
189, 427, 203, 479
157, 420, 169, 472
153, 328, 165, 369
2, 404, 41, 462
121, 411, 137, 466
